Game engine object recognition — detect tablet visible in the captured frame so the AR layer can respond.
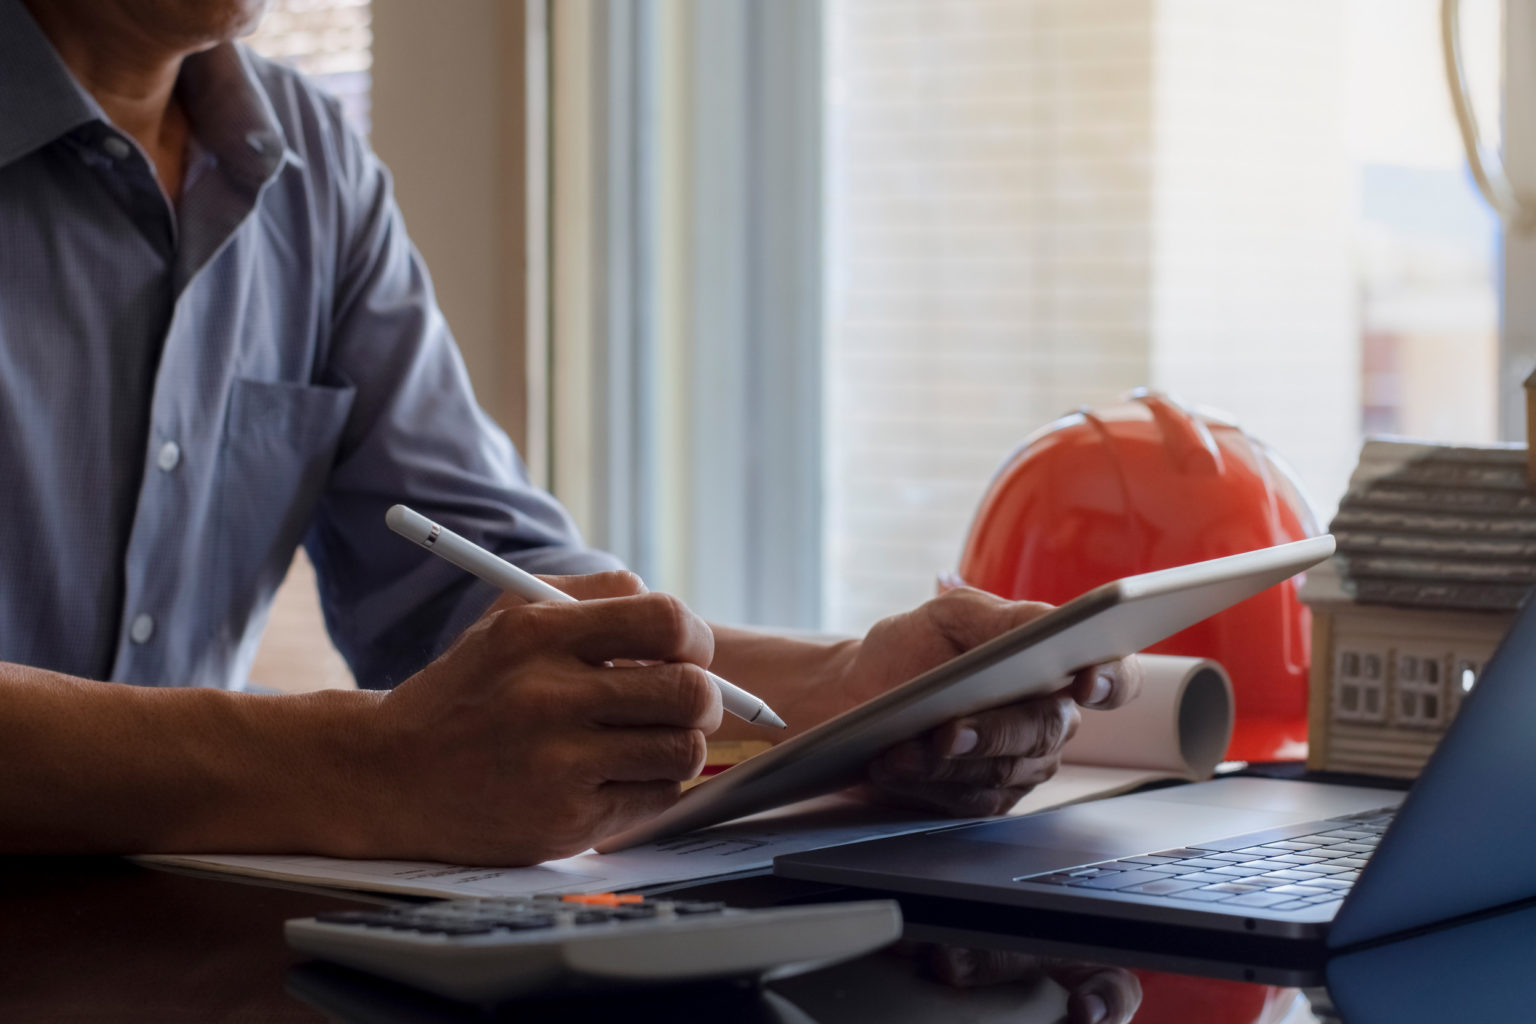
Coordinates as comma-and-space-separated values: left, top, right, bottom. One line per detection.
598, 535, 1336, 851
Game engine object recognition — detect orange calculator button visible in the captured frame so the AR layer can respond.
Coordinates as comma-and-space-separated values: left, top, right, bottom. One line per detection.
560, 893, 645, 906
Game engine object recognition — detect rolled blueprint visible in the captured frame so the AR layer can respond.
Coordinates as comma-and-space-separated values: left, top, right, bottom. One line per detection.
1063, 654, 1234, 779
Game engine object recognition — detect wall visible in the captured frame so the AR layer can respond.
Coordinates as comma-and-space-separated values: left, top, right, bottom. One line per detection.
369, 0, 535, 452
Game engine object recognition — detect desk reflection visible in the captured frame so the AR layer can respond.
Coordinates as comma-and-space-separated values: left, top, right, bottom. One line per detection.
286, 941, 1143, 1024
6, 853, 1531, 1024
283, 896, 1536, 1024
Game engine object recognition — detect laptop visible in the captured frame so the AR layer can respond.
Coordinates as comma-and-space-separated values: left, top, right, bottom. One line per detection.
776, 594, 1536, 947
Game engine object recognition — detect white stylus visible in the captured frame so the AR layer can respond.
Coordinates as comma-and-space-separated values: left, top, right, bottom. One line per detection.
385, 505, 787, 730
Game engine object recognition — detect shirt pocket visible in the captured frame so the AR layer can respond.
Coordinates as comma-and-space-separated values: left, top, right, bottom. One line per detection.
218, 377, 356, 604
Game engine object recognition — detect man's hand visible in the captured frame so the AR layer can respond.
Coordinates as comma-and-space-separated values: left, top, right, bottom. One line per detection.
915, 944, 1142, 1023
814, 587, 1141, 816
357, 572, 721, 866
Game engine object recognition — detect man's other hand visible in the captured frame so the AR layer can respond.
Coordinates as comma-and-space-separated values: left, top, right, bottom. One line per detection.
827, 587, 1141, 816
360, 572, 720, 865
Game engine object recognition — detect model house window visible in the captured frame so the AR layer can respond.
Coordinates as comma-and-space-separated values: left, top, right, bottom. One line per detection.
1336, 647, 1387, 723
1452, 657, 1481, 714
1396, 653, 1446, 727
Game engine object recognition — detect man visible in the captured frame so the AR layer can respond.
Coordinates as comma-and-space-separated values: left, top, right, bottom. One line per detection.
0, 0, 1138, 866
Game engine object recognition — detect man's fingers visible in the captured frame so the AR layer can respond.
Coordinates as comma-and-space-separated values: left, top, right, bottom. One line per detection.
945, 695, 1079, 760
901, 751, 1062, 790
1069, 656, 1142, 711
866, 779, 1024, 818
922, 587, 1057, 655
576, 662, 723, 731
513, 591, 714, 667
871, 696, 1075, 782
594, 780, 684, 838
590, 726, 710, 782
536, 570, 649, 602
1041, 960, 1144, 1024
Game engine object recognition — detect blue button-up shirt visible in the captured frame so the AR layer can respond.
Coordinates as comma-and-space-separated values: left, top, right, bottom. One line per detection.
0, 0, 620, 690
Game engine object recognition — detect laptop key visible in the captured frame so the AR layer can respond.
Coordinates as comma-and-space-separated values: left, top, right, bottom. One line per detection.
1271, 854, 1326, 865
1187, 821, 1349, 852
1118, 856, 1180, 866
1224, 891, 1293, 908
1169, 858, 1233, 870
1261, 841, 1324, 851
1247, 872, 1308, 890
1222, 890, 1296, 908
1268, 884, 1330, 897
1149, 848, 1207, 859
1169, 889, 1233, 902
1304, 864, 1352, 875
1310, 878, 1354, 890
1137, 863, 1202, 875
1178, 871, 1241, 884
1120, 878, 1209, 896
1209, 865, 1269, 878
1261, 869, 1327, 882
1270, 900, 1313, 911
1199, 882, 1261, 895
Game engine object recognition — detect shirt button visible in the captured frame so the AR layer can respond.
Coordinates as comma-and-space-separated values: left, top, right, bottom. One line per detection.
157, 441, 181, 472
130, 614, 155, 644
102, 136, 131, 160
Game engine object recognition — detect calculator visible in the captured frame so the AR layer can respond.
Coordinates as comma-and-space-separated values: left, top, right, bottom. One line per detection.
285, 892, 903, 1003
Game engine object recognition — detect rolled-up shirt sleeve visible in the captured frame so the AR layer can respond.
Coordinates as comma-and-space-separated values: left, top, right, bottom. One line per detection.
304, 108, 622, 690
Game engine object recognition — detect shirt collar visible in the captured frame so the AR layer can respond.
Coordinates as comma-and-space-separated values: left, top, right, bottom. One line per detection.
0, 0, 103, 169
178, 42, 305, 186
0, 0, 302, 181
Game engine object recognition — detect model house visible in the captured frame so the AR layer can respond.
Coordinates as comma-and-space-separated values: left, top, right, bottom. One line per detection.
1301, 439, 1536, 778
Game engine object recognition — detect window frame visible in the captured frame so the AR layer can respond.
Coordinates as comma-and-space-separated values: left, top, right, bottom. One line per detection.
1335, 646, 1389, 724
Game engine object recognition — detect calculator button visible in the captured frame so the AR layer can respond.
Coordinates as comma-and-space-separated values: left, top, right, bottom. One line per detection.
562, 893, 645, 906
315, 911, 393, 927
611, 906, 660, 920
488, 916, 557, 931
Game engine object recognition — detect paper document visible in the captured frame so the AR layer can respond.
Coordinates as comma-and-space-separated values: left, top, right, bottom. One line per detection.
142, 654, 1231, 899
140, 795, 983, 900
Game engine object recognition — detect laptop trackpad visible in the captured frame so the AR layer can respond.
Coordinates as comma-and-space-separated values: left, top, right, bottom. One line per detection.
943, 792, 1317, 872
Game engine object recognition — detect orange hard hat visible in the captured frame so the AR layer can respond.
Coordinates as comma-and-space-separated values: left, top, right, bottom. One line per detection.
951, 390, 1320, 762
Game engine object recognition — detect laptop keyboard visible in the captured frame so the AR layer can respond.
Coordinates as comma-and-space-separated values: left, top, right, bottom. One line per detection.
1016, 807, 1397, 913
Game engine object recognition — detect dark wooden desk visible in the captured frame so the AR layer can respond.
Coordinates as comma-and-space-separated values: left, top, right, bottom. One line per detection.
1, 855, 1528, 1023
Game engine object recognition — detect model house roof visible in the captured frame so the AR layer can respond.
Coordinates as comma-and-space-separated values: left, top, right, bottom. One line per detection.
1299, 439, 1536, 612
